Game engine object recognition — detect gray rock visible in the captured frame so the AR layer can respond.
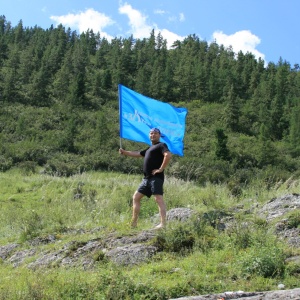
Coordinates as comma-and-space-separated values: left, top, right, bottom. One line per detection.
103, 230, 156, 248
105, 244, 157, 266
0, 243, 19, 259
167, 208, 196, 222
169, 288, 300, 299
8, 248, 36, 267
152, 207, 196, 224
259, 194, 300, 221
23, 231, 158, 269
27, 249, 65, 269
29, 234, 56, 246
279, 227, 300, 248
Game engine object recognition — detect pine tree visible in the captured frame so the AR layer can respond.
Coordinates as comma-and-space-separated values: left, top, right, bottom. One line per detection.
289, 106, 300, 156
224, 85, 240, 131
257, 123, 276, 167
215, 128, 230, 160
2, 46, 21, 102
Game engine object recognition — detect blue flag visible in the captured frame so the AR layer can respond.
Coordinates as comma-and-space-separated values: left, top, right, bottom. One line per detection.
119, 84, 188, 156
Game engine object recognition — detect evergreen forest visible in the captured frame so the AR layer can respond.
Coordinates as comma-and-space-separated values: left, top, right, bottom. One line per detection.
1, 16, 300, 191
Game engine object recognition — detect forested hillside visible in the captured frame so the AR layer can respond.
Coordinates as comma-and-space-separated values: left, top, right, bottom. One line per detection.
1, 16, 300, 190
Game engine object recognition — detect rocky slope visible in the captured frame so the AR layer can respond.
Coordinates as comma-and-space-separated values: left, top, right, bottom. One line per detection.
1, 194, 300, 299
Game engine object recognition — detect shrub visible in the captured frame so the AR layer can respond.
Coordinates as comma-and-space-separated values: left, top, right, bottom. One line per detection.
154, 222, 195, 253
168, 159, 205, 182
227, 168, 255, 197
95, 270, 136, 300
18, 161, 37, 175
191, 215, 219, 252
19, 210, 44, 242
286, 210, 300, 229
153, 217, 218, 254
227, 221, 255, 250
0, 155, 13, 171
285, 261, 300, 276
44, 154, 84, 176
256, 166, 292, 190
204, 160, 232, 184
240, 245, 285, 278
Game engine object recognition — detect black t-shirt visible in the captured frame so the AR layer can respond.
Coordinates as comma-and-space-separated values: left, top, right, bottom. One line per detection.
140, 142, 170, 180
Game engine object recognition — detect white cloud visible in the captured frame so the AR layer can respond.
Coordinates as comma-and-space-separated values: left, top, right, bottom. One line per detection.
154, 9, 166, 15
119, 3, 185, 48
50, 4, 185, 49
160, 29, 185, 47
50, 8, 115, 40
212, 30, 265, 61
48, 6, 264, 60
179, 13, 185, 22
168, 15, 177, 22
119, 3, 153, 38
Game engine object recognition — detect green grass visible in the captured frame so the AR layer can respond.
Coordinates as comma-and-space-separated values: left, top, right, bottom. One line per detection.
0, 168, 300, 299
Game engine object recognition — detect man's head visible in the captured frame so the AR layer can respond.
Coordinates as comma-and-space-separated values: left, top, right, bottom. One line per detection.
149, 128, 161, 144
150, 128, 161, 135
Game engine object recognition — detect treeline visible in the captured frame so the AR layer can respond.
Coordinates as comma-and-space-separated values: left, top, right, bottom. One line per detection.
0, 16, 300, 190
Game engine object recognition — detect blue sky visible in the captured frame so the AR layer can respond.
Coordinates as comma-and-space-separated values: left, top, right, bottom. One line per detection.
1, 0, 299, 66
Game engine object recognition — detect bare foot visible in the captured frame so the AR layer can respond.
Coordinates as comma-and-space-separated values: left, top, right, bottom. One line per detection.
130, 220, 137, 228
154, 223, 165, 230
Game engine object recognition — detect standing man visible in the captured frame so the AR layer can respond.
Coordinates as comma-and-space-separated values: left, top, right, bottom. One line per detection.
119, 128, 172, 229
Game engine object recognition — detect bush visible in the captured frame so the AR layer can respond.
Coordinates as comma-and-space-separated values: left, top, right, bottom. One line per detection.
168, 158, 205, 182
227, 168, 255, 197
228, 222, 255, 250
154, 222, 195, 253
153, 217, 218, 254
285, 261, 300, 276
240, 245, 285, 278
203, 160, 232, 184
286, 210, 300, 229
256, 166, 292, 190
19, 210, 44, 242
18, 161, 37, 175
0, 155, 13, 171
43, 153, 84, 176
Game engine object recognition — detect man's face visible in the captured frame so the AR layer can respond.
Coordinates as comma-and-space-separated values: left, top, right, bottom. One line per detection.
149, 130, 160, 143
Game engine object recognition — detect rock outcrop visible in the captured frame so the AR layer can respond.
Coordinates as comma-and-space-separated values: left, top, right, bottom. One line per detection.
169, 288, 300, 300
1, 194, 299, 299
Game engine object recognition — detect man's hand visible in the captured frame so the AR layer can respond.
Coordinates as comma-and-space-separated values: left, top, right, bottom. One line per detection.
151, 151, 172, 175
152, 168, 163, 175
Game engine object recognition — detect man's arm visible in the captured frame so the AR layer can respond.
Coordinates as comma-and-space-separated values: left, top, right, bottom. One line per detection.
152, 151, 172, 175
119, 148, 142, 158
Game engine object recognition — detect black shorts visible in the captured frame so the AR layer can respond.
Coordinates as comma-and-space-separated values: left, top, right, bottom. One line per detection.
137, 177, 164, 198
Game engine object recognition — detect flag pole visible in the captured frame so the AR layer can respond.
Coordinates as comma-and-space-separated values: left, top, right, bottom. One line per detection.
118, 84, 123, 149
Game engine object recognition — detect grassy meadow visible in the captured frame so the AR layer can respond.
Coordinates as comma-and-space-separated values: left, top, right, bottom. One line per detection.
0, 167, 300, 299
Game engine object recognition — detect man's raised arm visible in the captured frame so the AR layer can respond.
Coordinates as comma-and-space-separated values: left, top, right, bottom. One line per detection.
119, 148, 142, 158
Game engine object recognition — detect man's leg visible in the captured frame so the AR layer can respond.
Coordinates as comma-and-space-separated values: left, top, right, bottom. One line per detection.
131, 191, 144, 227
154, 194, 167, 228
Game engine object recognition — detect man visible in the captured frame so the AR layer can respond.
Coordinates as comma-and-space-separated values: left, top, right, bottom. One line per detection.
119, 128, 172, 229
